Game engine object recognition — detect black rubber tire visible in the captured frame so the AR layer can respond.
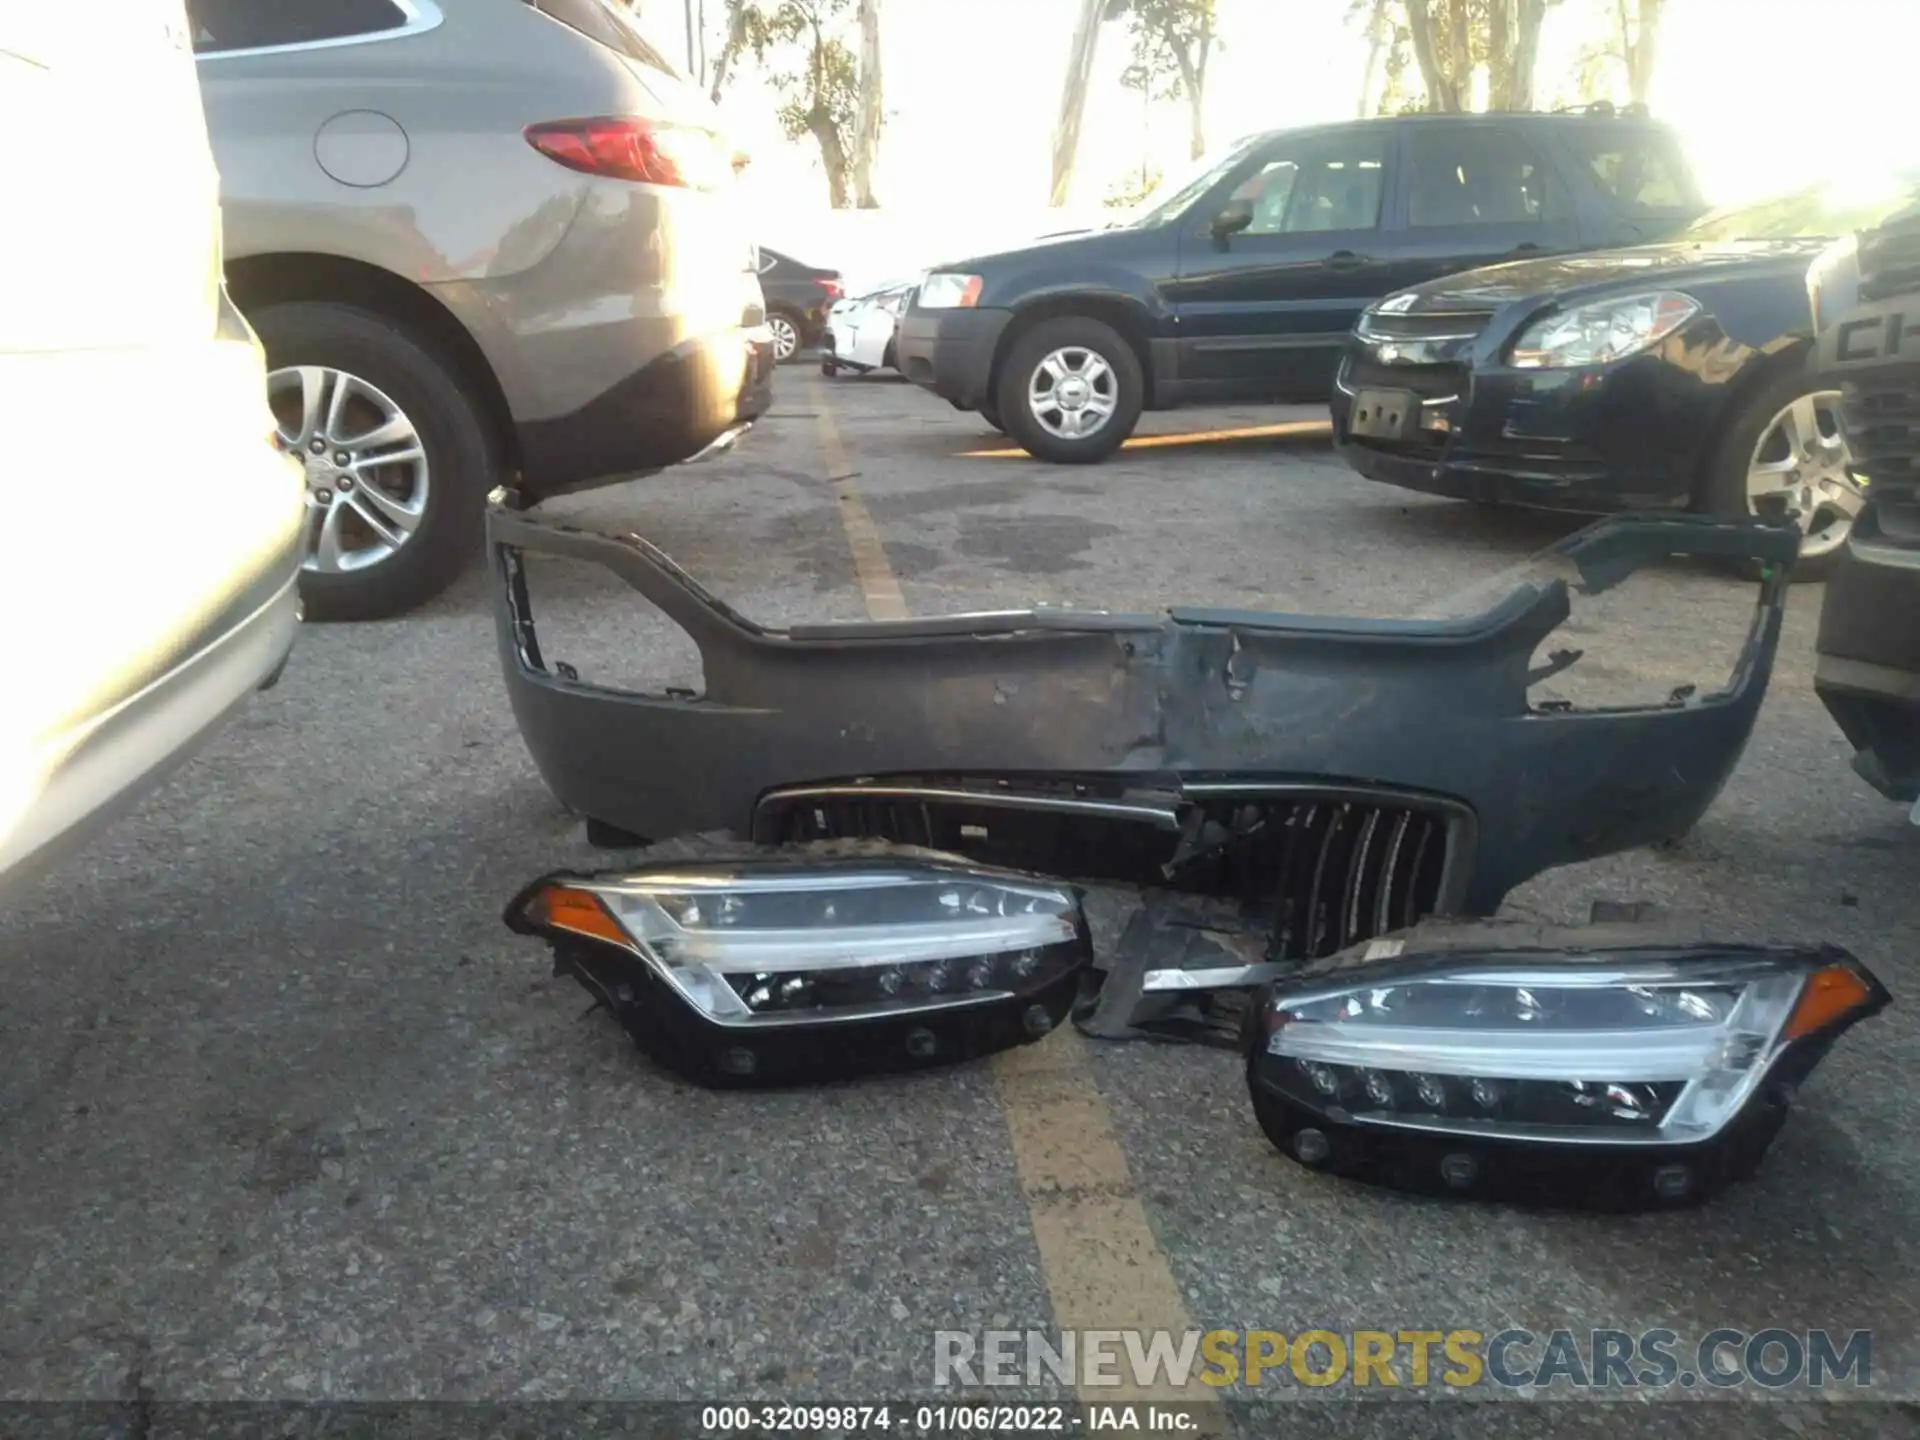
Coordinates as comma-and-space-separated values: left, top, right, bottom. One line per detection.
1699, 360, 1843, 582
978, 398, 1007, 434
994, 315, 1144, 463
252, 302, 499, 621
882, 339, 898, 372
820, 357, 839, 377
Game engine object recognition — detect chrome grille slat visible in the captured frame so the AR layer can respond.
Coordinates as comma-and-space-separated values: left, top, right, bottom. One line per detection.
1373, 809, 1414, 937
1342, 807, 1384, 951
1306, 804, 1351, 957
1402, 820, 1437, 930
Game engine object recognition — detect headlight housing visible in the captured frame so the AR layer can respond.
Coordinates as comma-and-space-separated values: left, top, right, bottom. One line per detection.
1246, 936, 1888, 1208
508, 850, 1092, 1085
1806, 232, 1860, 334
1508, 291, 1699, 369
917, 272, 984, 309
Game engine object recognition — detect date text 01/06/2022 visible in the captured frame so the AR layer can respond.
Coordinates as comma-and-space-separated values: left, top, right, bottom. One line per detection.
699, 1403, 1198, 1433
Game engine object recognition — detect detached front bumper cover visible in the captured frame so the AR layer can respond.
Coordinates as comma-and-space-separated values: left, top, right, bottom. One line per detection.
488, 490, 1797, 967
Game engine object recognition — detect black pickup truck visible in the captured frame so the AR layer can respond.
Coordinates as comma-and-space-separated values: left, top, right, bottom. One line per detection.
897, 108, 1703, 462
1810, 197, 1920, 809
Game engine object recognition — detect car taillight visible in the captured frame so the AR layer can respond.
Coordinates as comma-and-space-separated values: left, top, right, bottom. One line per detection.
821, 278, 845, 300
524, 117, 729, 190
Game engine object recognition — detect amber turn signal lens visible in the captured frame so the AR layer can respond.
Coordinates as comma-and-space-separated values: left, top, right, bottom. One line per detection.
535, 885, 633, 949
1784, 964, 1877, 1041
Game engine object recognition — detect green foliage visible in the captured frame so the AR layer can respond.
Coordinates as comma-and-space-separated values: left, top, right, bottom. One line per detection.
1107, 0, 1216, 101
718, 0, 861, 204
1104, 167, 1164, 208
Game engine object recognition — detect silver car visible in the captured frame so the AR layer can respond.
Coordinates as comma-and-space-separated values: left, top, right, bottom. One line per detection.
2, 0, 304, 900
192, 0, 776, 620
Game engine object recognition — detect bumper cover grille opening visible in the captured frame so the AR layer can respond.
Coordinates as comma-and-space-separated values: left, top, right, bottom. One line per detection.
754, 780, 1460, 962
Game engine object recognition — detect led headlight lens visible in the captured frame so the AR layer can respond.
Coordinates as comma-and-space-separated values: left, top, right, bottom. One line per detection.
508, 855, 1090, 1085
1246, 944, 1887, 1207
1509, 291, 1699, 369
917, 272, 983, 309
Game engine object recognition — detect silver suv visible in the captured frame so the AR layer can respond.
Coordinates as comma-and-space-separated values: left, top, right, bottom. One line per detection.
192, 0, 776, 619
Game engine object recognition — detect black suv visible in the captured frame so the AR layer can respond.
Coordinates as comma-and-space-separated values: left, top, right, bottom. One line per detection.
1810, 200, 1920, 808
897, 109, 1702, 462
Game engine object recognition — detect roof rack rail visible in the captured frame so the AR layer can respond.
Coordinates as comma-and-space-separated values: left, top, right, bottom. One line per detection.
1551, 99, 1652, 118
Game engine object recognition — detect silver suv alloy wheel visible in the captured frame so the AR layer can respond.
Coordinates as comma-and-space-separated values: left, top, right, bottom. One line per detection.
1746, 389, 1863, 561
1027, 346, 1118, 440
268, 365, 431, 574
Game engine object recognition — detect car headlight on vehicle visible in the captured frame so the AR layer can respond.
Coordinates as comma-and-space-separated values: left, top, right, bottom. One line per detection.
507, 853, 1092, 1085
1806, 232, 1859, 334
917, 273, 984, 309
1508, 291, 1700, 369
1246, 940, 1888, 1208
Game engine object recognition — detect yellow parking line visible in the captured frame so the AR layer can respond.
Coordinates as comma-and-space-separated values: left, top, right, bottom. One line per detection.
961, 417, 1331, 459
812, 393, 907, 621
808, 376, 1208, 1407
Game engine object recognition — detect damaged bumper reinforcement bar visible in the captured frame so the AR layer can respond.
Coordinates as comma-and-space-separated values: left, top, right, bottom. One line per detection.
487, 488, 1798, 967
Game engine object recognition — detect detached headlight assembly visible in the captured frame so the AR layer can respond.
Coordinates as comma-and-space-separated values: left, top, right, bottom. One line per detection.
507, 853, 1091, 1086
917, 272, 983, 309
1246, 942, 1888, 1208
1509, 291, 1699, 369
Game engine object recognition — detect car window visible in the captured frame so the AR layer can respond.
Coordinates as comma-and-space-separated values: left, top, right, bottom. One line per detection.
1122, 134, 1266, 229
1558, 126, 1702, 217
187, 0, 409, 54
1406, 127, 1556, 227
528, 0, 680, 76
1230, 141, 1386, 235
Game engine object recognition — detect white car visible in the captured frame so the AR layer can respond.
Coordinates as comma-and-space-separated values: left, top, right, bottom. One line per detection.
0, 0, 306, 900
821, 280, 919, 376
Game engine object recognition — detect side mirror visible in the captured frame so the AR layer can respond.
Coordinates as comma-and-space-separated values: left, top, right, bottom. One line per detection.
1212, 199, 1254, 240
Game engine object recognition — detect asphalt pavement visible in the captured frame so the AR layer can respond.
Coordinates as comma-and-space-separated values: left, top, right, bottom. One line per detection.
3, 371, 1918, 1437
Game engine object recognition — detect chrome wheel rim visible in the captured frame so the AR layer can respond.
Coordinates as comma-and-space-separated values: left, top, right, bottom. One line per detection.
1745, 389, 1861, 560
1027, 346, 1117, 440
770, 315, 799, 361
268, 365, 430, 574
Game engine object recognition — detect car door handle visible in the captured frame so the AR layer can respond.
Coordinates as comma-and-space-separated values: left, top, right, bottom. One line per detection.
1322, 251, 1370, 272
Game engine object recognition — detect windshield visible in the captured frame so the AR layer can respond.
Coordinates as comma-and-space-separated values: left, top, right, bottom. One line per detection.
1121, 136, 1265, 229
1557, 125, 1702, 218
1683, 175, 1916, 243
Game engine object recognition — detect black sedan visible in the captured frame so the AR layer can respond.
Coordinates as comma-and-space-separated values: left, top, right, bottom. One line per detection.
756, 246, 844, 362
1333, 180, 1914, 568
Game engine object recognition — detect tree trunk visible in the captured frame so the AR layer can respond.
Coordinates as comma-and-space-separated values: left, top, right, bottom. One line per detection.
1488, 0, 1545, 110
806, 102, 850, 208
1509, 0, 1545, 111
1446, 0, 1471, 105
1168, 34, 1204, 160
1050, 0, 1107, 207
683, 0, 696, 76
1356, 0, 1387, 117
1625, 0, 1662, 103
1403, 0, 1457, 111
1487, 0, 1511, 108
851, 0, 883, 207
708, 1, 750, 104
696, 0, 707, 86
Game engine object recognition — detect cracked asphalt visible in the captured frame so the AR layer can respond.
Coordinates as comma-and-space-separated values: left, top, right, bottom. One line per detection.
3, 372, 1918, 1438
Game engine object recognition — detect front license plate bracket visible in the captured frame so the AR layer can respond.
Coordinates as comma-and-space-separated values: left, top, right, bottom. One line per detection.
1351, 387, 1416, 440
